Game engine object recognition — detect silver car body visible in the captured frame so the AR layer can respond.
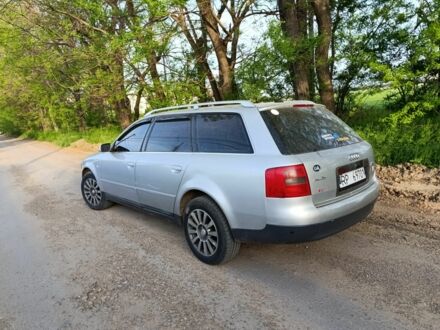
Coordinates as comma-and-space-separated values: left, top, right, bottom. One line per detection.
82, 101, 379, 241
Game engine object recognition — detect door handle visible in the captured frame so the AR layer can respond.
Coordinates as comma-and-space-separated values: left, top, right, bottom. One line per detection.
127, 162, 135, 168
170, 165, 182, 174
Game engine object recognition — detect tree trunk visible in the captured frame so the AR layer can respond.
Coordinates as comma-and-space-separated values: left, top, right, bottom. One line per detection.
73, 90, 86, 131
133, 86, 144, 120
172, 10, 221, 100
202, 59, 222, 100
147, 52, 166, 102
311, 0, 336, 112
194, 59, 210, 101
114, 55, 131, 128
278, 0, 310, 100
107, 0, 132, 127
308, 5, 316, 100
196, 0, 238, 100
39, 108, 51, 132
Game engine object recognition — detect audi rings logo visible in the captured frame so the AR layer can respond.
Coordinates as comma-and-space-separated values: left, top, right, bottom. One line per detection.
349, 153, 360, 161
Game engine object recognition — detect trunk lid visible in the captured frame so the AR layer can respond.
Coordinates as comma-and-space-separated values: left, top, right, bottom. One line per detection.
298, 142, 374, 207
259, 103, 375, 206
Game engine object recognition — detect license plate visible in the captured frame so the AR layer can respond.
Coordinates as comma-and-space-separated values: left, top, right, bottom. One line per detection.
338, 167, 366, 188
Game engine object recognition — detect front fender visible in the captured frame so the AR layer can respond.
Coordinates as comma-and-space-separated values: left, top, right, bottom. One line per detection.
81, 157, 101, 186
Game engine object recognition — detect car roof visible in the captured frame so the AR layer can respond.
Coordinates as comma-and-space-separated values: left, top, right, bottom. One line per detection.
145, 104, 250, 118
143, 100, 317, 119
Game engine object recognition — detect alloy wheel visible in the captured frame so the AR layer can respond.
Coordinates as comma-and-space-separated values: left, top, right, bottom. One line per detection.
83, 177, 102, 207
187, 209, 219, 257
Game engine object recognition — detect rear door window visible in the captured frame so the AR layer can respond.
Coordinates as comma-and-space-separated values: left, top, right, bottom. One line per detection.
146, 118, 191, 152
261, 105, 362, 154
194, 113, 253, 153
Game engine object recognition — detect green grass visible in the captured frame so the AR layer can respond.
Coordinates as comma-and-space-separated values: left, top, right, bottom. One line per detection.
22, 127, 120, 147
346, 88, 395, 127
345, 89, 440, 167
356, 88, 394, 110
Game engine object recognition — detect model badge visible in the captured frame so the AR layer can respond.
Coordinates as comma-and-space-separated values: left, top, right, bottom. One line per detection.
349, 153, 360, 161
313, 164, 321, 172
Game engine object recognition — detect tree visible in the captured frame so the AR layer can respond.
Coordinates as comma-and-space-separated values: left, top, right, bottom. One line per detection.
277, 0, 311, 99
194, 0, 256, 100
237, 21, 296, 101
171, 6, 222, 101
311, 0, 335, 111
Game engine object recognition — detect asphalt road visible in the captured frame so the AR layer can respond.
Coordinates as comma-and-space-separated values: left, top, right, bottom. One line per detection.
0, 134, 439, 329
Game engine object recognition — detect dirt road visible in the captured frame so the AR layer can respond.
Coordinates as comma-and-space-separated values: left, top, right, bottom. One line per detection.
0, 134, 439, 329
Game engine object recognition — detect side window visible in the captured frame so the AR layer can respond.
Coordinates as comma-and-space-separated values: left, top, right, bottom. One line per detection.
146, 119, 191, 152
195, 113, 253, 153
114, 122, 150, 152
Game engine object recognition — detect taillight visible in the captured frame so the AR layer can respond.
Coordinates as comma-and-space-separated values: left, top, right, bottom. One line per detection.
265, 164, 311, 198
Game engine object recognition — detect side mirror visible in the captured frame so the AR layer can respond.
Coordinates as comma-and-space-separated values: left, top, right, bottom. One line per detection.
100, 143, 111, 152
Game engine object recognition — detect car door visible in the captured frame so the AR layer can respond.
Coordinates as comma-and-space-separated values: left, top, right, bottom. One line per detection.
135, 116, 192, 213
99, 121, 150, 202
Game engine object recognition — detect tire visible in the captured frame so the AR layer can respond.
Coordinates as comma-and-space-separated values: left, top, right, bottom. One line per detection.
81, 172, 113, 210
183, 196, 240, 265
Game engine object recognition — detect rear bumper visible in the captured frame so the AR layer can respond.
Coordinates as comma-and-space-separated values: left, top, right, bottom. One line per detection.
262, 178, 379, 227
232, 201, 375, 243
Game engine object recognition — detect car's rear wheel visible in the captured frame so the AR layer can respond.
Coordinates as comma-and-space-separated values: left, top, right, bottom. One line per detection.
183, 196, 240, 265
81, 172, 113, 210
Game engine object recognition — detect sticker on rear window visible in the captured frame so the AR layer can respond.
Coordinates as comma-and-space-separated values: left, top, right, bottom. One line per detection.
337, 136, 350, 143
321, 133, 334, 141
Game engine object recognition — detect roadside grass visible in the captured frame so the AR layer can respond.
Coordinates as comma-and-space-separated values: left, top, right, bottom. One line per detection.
345, 88, 395, 127
357, 88, 394, 110
22, 127, 120, 147
345, 89, 440, 167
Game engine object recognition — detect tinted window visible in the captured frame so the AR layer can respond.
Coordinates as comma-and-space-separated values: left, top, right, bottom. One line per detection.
261, 105, 362, 154
146, 119, 191, 152
114, 122, 149, 152
195, 114, 253, 153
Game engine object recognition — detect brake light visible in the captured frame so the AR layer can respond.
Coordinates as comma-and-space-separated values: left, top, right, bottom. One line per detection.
265, 164, 311, 198
293, 104, 314, 108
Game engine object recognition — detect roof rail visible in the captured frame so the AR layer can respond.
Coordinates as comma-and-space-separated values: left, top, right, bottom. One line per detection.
145, 100, 255, 117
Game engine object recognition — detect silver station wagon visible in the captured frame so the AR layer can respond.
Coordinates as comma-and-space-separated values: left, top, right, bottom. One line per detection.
81, 100, 379, 264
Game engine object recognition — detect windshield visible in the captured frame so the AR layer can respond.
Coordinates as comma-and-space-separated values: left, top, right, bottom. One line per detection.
260, 105, 362, 155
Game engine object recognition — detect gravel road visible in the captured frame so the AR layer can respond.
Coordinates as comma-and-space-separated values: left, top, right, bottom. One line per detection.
0, 134, 439, 330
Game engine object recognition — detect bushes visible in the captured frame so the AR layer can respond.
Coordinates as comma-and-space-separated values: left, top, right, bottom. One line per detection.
346, 90, 440, 167
355, 119, 440, 167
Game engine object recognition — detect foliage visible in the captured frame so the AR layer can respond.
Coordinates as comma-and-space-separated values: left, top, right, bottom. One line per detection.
0, 0, 204, 133
237, 21, 293, 102
347, 0, 440, 167
355, 117, 440, 168
346, 90, 440, 167
0, 0, 439, 166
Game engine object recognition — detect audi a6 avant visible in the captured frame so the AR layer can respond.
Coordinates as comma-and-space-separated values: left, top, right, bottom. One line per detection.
81, 100, 379, 264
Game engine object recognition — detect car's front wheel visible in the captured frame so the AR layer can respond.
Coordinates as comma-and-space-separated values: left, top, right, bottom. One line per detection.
81, 172, 113, 210
183, 196, 240, 265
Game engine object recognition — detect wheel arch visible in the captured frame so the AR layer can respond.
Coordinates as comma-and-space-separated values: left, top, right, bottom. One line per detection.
176, 187, 234, 228
81, 158, 99, 178
82, 167, 92, 177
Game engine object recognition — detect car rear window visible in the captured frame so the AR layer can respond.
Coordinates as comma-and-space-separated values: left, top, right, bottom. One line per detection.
260, 105, 362, 154
194, 113, 253, 153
